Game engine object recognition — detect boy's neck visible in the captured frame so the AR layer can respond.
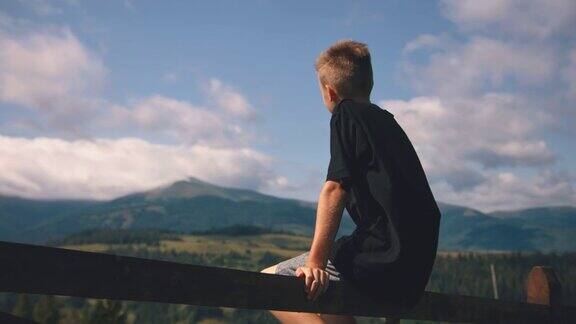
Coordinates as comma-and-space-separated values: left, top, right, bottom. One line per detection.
341, 96, 371, 104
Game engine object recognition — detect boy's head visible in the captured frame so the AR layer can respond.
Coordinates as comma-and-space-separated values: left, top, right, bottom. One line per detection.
315, 39, 373, 112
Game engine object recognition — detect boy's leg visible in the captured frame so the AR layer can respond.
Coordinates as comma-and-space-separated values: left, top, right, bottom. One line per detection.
261, 265, 325, 323
260, 264, 277, 274
260, 253, 357, 324
319, 313, 357, 324
267, 309, 356, 324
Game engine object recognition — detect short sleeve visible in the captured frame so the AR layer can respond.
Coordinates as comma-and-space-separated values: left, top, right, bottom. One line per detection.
326, 109, 354, 190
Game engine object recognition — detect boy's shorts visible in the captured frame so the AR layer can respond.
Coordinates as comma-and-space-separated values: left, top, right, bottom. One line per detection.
274, 251, 343, 281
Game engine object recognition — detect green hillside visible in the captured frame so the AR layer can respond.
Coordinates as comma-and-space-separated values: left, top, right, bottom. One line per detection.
0, 177, 352, 243
489, 206, 576, 252
0, 195, 96, 242
1, 177, 575, 252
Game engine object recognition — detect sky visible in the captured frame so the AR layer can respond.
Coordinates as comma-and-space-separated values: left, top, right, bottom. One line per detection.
0, 0, 575, 213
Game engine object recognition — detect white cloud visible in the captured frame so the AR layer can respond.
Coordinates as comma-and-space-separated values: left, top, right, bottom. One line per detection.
380, 93, 568, 211
440, 0, 576, 38
105, 95, 254, 146
391, 0, 576, 211
381, 95, 555, 175
381, 95, 575, 211
468, 140, 555, 168
162, 71, 179, 83
434, 169, 576, 211
404, 37, 555, 96
205, 78, 256, 119
0, 25, 105, 135
0, 26, 105, 108
403, 34, 442, 53
0, 134, 287, 200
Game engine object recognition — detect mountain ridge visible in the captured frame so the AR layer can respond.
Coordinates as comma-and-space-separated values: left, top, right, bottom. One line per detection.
1, 177, 574, 251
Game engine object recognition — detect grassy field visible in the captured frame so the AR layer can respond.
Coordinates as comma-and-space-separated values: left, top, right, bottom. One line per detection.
61, 232, 312, 265
60, 232, 527, 264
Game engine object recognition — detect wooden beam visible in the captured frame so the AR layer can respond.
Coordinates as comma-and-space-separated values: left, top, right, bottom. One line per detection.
0, 311, 38, 324
0, 241, 574, 323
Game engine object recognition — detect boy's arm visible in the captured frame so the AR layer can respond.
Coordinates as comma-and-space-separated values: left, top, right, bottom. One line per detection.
305, 179, 348, 269
297, 179, 348, 301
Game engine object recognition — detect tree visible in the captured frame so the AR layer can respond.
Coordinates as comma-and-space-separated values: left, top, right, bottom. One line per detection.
13, 294, 32, 319
82, 300, 127, 324
33, 295, 59, 324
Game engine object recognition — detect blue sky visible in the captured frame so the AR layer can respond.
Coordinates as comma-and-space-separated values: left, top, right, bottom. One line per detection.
0, 0, 575, 212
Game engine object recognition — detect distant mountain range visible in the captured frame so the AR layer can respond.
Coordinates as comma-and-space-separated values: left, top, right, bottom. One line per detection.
1, 177, 574, 252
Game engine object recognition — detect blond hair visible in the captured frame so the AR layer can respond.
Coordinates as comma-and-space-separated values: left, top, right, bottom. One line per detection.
315, 39, 373, 98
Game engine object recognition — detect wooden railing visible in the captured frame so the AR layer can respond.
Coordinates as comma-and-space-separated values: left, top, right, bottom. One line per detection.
0, 241, 574, 323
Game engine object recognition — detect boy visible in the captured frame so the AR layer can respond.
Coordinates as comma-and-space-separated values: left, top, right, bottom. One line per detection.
261, 40, 441, 324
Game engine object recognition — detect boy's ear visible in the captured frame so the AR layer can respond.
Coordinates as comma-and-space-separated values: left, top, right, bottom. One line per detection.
325, 84, 339, 102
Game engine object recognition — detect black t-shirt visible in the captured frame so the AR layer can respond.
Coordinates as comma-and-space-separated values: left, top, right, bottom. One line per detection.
326, 99, 441, 305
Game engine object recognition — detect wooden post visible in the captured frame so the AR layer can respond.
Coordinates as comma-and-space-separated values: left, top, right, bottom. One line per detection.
526, 266, 563, 323
490, 264, 499, 300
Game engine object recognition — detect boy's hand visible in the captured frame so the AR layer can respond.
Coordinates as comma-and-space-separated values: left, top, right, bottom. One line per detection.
295, 266, 330, 301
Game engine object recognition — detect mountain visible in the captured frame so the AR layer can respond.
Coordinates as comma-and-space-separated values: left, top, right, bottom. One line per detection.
0, 194, 96, 242
488, 206, 576, 252
0, 177, 574, 251
123, 177, 282, 203
437, 203, 576, 251
439, 203, 540, 251
8, 177, 355, 243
